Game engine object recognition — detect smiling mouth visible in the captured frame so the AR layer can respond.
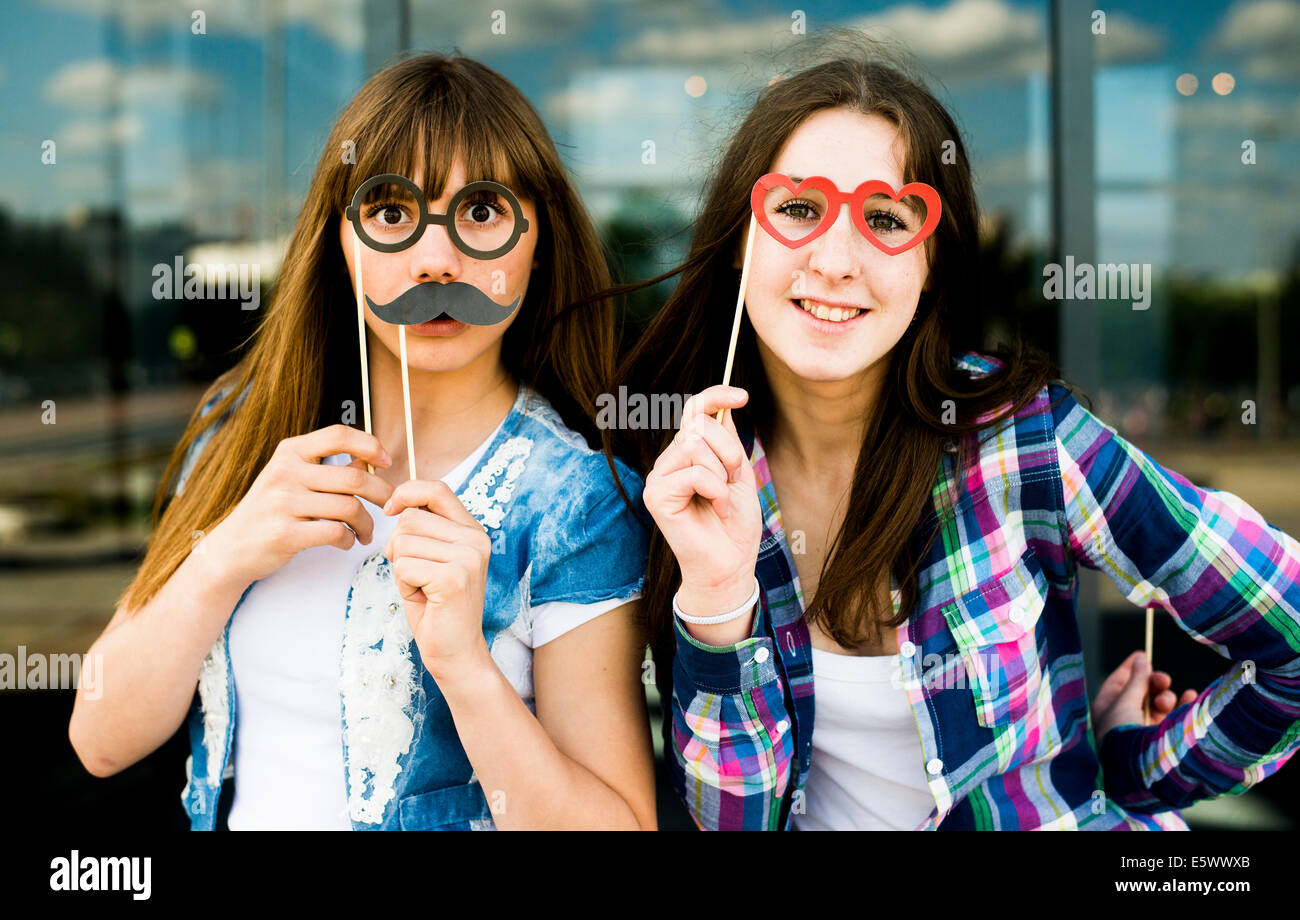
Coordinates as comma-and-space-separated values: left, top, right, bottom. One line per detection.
792, 298, 869, 323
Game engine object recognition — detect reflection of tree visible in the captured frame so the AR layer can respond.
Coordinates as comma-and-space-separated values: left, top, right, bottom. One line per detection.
0, 206, 267, 406
977, 210, 1057, 363
599, 191, 691, 348
978, 209, 1300, 440
0, 208, 101, 400
1163, 235, 1300, 440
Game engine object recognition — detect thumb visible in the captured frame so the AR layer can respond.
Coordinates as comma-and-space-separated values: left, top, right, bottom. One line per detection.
1117, 651, 1152, 709
1093, 650, 1136, 711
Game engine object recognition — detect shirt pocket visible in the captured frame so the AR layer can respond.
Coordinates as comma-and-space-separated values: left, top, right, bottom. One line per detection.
397, 781, 495, 831
940, 549, 1060, 764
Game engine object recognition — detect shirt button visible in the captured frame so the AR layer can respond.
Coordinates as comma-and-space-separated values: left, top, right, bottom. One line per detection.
899, 640, 916, 658
776, 719, 789, 734
926, 758, 944, 775
754, 647, 770, 664
1008, 605, 1024, 624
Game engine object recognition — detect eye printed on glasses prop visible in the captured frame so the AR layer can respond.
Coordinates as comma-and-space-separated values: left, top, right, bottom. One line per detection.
345, 173, 530, 479
714, 173, 942, 425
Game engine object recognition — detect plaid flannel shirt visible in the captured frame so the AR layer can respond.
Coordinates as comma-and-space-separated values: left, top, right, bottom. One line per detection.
666, 351, 1300, 830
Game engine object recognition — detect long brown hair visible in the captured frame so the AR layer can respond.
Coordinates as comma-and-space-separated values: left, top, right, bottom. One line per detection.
121, 53, 616, 614
605, 46, 1075, 658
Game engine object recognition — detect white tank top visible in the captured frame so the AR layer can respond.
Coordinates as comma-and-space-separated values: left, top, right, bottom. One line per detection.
793, 647, 936, 831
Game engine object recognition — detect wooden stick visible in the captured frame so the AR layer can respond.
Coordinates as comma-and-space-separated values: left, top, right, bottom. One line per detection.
716, 215, 758, 425
1143, 608, 1154, 723
353, 235, 374, 474
398, 324, 417, 481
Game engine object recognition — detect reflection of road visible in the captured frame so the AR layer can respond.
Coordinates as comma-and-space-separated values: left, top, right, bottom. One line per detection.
0, 385, 208, 490
0, 562, 136, 658
0, 384, 208, 653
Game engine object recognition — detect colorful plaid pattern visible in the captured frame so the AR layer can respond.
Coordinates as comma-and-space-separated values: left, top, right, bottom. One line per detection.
666, 351, 1300, 830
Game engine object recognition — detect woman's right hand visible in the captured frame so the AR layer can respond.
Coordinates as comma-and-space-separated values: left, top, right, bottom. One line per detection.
200, 424, 396, 587
643, 385, 762, 619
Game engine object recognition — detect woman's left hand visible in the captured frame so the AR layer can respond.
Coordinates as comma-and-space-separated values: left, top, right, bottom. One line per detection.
1093, 650, 1199, 746
383, 479, 494, 683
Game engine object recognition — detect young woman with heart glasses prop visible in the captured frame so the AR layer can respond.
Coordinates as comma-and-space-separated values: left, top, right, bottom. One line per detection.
604, 48, 1298, 830
69, 54, 656, 831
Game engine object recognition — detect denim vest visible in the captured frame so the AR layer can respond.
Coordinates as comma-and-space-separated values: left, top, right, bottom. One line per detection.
175, 383, 648, 829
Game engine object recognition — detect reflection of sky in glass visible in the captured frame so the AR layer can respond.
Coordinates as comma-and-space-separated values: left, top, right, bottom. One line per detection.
0, 0, 1295, 280
0, 0, 362, 232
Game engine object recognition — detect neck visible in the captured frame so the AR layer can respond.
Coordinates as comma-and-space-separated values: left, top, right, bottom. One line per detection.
757, 345, 889, 477
365, 332, 517, 482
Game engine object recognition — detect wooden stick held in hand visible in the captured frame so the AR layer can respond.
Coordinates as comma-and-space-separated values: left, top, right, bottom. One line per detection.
354, 235, 375, 475
716, 215, 758, 426
398, 325, 417, 481
1143, 608, 1154, 723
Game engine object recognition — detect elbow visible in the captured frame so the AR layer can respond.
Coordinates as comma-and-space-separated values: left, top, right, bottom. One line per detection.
67, 709, 123, 779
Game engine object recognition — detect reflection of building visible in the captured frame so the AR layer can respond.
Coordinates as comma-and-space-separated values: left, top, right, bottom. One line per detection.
1, 0, 1298, 833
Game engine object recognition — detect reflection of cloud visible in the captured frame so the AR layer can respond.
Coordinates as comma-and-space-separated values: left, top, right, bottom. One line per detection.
39, 0, 365, 51
616, 0, 1161, 84
543, 68, 723, 202
1214, 0, 1300, 78
412, 0, 615, 52
1095, 12, 1165, 64
618, 15, 799, 63
974, 146, 1049, 187
60, 113, 142, 152
546, 71, 688, 123
133, 157, 265, 229
851, 0, 1042, 65
44, 59, 219, 110
615, 0, 1050, 83
1175, 93, 1300, 134
1216, 0, 1300, 78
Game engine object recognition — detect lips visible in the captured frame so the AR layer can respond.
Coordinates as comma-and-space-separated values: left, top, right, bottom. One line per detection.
406, 316, 467, 337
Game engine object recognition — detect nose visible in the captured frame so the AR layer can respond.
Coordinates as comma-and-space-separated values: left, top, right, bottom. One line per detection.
407, 216, 462, 282
806, 202, 862, 281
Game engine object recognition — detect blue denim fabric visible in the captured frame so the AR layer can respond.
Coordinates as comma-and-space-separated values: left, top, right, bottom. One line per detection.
174, 383, 648, 829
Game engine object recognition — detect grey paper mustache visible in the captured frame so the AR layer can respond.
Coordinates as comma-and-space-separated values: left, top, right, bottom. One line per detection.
366, 280, 520, 326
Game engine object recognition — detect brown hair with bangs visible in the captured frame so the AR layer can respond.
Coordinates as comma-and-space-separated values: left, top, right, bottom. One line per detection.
119, 53, 616, 614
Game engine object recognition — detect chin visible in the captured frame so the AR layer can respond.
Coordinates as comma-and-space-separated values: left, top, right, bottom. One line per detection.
784, 356, 875, 383
399, 341, 484, 374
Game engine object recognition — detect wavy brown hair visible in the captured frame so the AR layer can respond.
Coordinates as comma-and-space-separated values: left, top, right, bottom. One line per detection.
120, 53, 616, 614
603, 49, 1078, 663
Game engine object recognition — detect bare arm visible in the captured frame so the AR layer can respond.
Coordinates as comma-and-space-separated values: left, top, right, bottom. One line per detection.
68, 541, 252, 777
437, 601, 658, 830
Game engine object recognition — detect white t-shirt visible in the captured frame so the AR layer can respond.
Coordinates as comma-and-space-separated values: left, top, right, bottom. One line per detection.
226, 418, 633, 830
793, 648, 936, 831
